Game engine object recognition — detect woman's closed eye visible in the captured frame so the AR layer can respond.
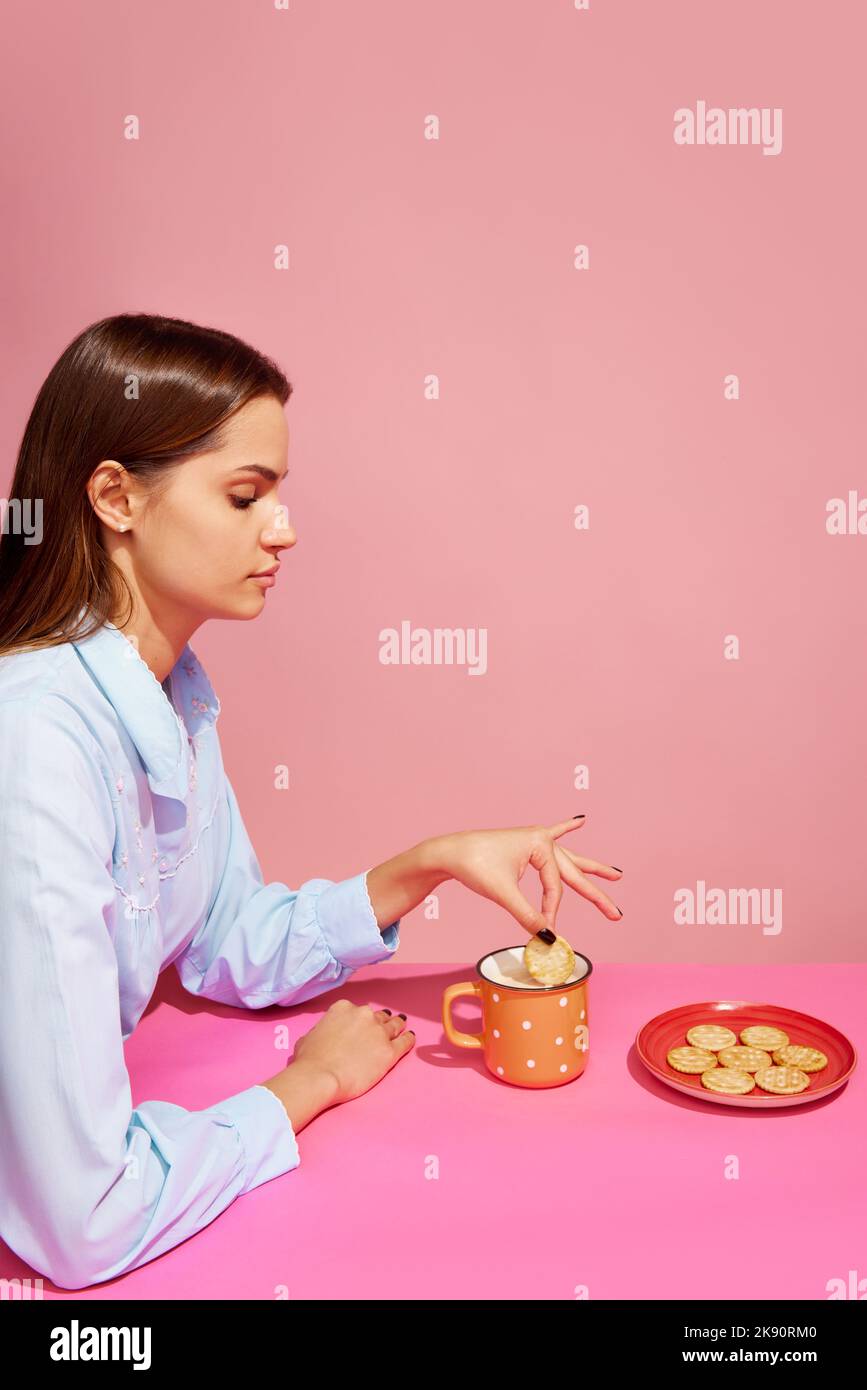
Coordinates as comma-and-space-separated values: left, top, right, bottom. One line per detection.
229, 495, 257, 510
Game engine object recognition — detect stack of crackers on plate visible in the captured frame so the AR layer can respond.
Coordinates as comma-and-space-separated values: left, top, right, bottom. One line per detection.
667, 1023, 828, 1094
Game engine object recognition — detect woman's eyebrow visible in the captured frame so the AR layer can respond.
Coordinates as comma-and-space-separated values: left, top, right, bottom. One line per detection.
225, 464, 289, 483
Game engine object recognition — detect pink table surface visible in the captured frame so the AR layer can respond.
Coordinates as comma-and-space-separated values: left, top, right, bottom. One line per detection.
7, 961, 864, 1300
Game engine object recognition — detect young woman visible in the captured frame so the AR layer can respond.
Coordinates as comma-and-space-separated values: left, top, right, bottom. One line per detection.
0, 313, 623, 1290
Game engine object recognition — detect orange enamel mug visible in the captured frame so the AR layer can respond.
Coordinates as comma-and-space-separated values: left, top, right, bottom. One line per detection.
442, 944, 592, 1088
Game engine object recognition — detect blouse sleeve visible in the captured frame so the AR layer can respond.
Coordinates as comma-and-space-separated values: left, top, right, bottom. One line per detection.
174, 774, 401, 1010
0, 695, 300, 1291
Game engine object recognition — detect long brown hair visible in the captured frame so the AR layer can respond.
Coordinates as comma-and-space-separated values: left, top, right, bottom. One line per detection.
0, 312, 292, 658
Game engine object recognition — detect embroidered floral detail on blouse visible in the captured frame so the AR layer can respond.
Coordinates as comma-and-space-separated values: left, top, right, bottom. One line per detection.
152, 848, 159, 862
120, 851, 128, 867
137, 873, 145, 886
115, 776, 124, 793
182, 661, 198, 677
191, 697, 210, 715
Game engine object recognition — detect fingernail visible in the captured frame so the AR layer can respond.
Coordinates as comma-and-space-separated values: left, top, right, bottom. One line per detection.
537, 927, 557, 944
611, 866, 622, 873
397, 1012, 407, 1020
573, 814, 586, 820
382, 1008, 392, 1015
617, 908, 624, 918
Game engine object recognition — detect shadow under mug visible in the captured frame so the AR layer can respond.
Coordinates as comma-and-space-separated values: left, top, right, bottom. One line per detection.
442, 944, 592, 1088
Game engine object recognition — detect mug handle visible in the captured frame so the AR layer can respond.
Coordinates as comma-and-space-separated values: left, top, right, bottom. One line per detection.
442, 981, 484, 1050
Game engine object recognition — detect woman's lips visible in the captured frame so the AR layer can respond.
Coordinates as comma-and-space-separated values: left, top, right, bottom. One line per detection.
248, 574, 276, 589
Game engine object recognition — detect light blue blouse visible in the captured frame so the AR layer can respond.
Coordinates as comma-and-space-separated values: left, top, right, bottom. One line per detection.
0, 615, 400, 1289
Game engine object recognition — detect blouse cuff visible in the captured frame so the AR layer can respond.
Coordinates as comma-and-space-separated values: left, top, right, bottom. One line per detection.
314, 870, 401, 970
210, 1083, 301, 1193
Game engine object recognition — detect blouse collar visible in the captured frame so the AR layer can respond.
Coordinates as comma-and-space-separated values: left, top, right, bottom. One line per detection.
71, 612, 221, 803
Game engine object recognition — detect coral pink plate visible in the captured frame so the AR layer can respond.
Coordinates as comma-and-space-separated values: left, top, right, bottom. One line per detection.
636, 1000, 857, 1108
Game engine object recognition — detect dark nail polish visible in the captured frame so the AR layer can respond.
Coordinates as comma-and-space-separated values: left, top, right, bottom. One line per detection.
611, 866, 622, 873
573, 813, 586, 820
397, 1012, 407, 1020
537, 927, 557, 944
617, 908, 624, 918
382, 1008, 392, 1015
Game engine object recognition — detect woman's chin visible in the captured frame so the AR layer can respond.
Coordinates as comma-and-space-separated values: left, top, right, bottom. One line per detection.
219, 583, 269, 620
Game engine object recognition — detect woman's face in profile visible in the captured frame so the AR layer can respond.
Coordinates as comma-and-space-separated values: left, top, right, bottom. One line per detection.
94, 393, 297, 626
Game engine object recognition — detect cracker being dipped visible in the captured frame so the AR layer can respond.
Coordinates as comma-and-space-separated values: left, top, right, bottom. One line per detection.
523, 932, 576, 987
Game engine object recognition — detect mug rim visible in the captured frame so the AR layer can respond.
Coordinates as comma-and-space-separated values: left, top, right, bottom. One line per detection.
475, 943, 593, 991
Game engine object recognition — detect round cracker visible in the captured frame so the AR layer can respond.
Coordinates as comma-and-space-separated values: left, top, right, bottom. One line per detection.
667, 1046, 718, 1074
772, 1044, 828, 1073
717, 1045, 772, 1073
701, 1067, 755, 1094
754, 1065, 810, 1095
740, 1025, 789, 1050
523, 933, 576, 987
686, 1023, 737, 1052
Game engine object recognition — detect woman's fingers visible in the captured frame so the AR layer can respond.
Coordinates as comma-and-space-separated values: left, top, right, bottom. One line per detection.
499, 876, 554, 936
475, 862, 555, 937
529, 837, 564, 934
547, 817, 588, 841
545, 819, 623, 879
554, 845, 622, 920
557, 844, 623, 880
374, 1007, 410, 1039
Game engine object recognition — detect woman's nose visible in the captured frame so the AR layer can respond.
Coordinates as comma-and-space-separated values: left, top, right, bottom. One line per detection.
261, 521, 297, 548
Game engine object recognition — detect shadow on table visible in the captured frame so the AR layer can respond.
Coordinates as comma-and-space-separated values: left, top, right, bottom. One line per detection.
147, 962, 495, 1079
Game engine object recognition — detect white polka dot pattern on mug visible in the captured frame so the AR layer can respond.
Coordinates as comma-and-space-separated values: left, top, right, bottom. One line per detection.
480, 982, 590, 1082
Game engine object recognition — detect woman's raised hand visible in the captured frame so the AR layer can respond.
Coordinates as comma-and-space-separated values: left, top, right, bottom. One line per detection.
423, 816, 623, 938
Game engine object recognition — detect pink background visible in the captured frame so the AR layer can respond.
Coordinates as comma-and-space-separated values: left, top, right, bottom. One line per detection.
3, 0, 865, 966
